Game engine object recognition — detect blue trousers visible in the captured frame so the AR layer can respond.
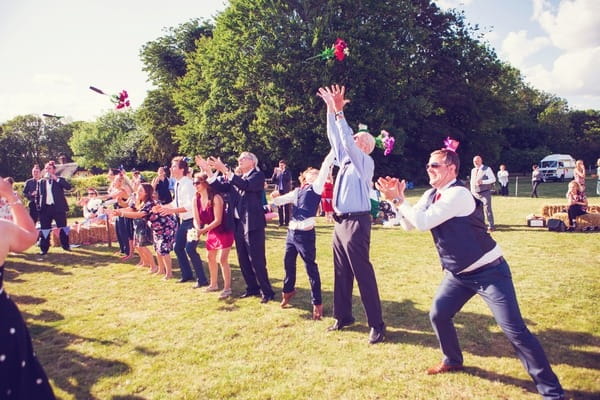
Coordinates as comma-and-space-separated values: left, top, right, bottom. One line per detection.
429, 261, 564, 399
283, 229, 322, 305
174, 219, 207, 284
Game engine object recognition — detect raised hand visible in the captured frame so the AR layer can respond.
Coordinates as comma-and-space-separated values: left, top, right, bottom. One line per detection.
316, 86, 335, 113
208, 156, 228, 174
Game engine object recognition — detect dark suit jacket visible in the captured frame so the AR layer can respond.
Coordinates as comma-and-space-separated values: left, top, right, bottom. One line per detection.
39, 177, 72, 212
271, 168, 292, 193
211, 170, 266, 232
23, 178, 40, 208
208, 175, 236, 233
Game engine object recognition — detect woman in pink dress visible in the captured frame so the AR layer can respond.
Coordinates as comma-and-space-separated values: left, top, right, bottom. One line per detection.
192, 173, 234, 299
320, 168, 334, 222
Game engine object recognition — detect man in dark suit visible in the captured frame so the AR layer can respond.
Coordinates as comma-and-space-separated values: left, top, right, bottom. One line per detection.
38, 160, 72, 254
209, 152, 275, 303
22, 164, 42, 223
271, 160, 292, 226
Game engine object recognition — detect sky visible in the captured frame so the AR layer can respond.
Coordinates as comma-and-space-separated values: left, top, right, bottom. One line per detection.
1, 0, 598, 124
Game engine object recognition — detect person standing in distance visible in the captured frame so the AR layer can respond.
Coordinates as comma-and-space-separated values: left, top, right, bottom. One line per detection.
470, 155, 496, 232
271, 160, 292, 227
38, 161, 72, 255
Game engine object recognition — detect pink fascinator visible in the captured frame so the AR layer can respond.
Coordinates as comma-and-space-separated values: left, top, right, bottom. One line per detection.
443, 137, 459, 152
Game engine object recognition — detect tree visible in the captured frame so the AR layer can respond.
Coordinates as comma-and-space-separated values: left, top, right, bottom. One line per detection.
0, 114, 73, 180
69, 109, 145, 170
137, 19, 215, 162
172, 0, 517, 181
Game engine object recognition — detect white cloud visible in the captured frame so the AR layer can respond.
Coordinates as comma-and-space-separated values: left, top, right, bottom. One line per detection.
501, 30, 550, 68
496, 0, 600, 109
434, 0, 475, 9
520, 46, 600, 100
533, 0, 600, 50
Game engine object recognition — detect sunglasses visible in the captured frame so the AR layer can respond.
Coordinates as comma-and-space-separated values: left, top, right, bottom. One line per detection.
426, 162, 448, 169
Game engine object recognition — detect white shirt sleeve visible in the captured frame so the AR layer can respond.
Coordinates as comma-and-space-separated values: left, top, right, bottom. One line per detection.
396, 186, 475, 231
271, 188, 299, 207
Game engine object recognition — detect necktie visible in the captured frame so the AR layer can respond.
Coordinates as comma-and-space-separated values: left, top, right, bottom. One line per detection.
434, 192, 441, 203
333, 160, 351, 210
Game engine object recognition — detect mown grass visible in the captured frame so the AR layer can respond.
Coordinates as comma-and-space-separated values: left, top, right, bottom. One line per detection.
5, 179, 599, 399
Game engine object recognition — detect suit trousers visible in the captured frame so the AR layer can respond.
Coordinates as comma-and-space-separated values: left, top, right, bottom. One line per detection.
429, 261, 564, 399
174, 219, 207, 284
277, 203, 290, 226
283, 228, 322, 305
234, 219, 274, 297
332, 214, 384, 329
39, 205, 69, 253
473, 190, 494, 228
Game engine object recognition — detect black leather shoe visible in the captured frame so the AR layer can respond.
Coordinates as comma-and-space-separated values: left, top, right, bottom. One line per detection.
239, 291, 261, 299
327, 318, 356, 331
260, 294, 275, 304
369, 326, 386, 344
178, 278, 193, 283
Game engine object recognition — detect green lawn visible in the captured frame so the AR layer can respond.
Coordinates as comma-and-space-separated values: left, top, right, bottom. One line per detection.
5, 179, 599, 399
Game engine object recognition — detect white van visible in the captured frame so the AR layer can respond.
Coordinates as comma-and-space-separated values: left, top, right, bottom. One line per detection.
539, 154, 576, 182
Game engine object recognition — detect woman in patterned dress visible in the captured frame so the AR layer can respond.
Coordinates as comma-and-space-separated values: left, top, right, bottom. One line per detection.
112, 183, 177, 280
0, 177, 56, 399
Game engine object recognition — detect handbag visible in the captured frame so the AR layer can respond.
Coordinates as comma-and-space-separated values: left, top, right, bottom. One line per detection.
547, 219, 566, 232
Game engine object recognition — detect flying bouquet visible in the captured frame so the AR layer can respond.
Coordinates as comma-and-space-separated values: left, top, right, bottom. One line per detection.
306, 38, 349, 62
375, 130, 395, 156
89, 86, 131, 109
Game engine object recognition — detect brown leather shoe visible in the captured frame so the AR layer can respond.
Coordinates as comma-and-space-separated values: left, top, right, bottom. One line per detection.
426, 362, 464, 375
280, 290, 297, 308
312, 304, 323, 320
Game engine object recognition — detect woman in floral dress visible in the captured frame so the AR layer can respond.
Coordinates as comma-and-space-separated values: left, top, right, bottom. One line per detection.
113, 183, 177, 279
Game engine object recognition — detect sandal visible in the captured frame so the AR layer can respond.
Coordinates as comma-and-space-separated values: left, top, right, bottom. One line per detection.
219, 289, 232, 299
204, 286, 220, 292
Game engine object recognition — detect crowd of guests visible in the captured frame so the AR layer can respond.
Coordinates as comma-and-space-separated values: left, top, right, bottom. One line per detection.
7, 85, 600, 398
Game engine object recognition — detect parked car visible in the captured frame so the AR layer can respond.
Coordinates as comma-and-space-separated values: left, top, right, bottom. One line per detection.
539, 154, 576, 182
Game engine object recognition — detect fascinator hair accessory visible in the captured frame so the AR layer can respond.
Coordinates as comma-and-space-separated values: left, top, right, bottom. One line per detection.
443, 137, 460, 152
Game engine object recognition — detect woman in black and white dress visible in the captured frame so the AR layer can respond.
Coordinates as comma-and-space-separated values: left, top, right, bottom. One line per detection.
0, 177, 56, 399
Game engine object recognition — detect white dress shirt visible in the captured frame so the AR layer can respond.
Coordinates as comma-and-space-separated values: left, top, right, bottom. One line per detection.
169, 176, 195, 220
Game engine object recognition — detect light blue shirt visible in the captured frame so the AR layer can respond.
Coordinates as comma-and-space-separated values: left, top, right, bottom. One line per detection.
326, 113, 374, 213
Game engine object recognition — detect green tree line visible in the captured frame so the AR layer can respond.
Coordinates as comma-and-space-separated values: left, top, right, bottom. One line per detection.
2, 0, 598, 182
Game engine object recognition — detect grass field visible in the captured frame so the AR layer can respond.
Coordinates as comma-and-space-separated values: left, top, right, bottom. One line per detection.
5, 178, 599, 399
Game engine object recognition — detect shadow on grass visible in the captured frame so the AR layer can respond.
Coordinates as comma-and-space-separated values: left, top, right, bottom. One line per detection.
466, 366, 599, 400
14, 304, 131, 400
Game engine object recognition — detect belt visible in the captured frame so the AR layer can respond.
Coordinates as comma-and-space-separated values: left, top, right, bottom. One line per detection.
460, 256, 505, 276
180, 218, 193, 223
333, 211, 371, 222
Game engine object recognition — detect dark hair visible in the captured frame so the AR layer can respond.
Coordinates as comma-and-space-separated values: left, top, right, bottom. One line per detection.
431, 149, 460, 174
5, 177, 14, 185
532, 164, 538, 169
194, 173, 217, 204
138, 183, 154, 204
279, 160, 286, 164
172, 156, 189, 176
